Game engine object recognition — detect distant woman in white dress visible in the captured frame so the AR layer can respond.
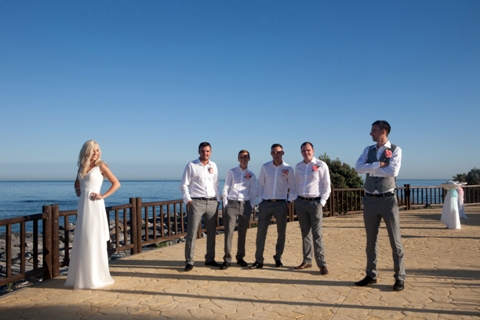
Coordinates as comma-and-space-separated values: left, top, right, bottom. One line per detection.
64, 140, 121, 289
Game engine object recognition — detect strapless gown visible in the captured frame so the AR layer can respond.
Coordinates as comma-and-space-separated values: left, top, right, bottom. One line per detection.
64, 166, 114, 289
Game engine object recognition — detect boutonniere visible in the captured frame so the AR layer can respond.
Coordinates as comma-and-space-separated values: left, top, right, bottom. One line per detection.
281, 169, 289, 176
384, 148, 392, 159
244, 172, 252, 180
207, 166, 214, 174
312, 165, 319, 172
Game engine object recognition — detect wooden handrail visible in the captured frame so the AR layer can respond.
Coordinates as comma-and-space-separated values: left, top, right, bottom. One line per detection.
1, 184, 480, 288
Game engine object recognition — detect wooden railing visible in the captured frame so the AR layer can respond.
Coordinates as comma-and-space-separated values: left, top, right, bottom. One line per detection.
1, 184, 479, 288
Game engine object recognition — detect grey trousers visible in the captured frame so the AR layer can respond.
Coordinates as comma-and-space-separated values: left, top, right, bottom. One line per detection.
185, 199, 218, 265
223, 200, 252, 263
294, 198, 326, 267
362, 195, 406, 281
254, 201, 288, 263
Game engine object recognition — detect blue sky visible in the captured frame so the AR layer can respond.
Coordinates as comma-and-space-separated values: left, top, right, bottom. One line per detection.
1, 0, 479, 181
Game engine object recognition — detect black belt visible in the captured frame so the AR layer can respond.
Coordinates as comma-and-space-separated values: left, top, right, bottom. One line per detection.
228, 200, 250, 204
365, 192, 395, 198
263, 199, 286, 202
298, 196, 321, 202
192, 197, 217, 201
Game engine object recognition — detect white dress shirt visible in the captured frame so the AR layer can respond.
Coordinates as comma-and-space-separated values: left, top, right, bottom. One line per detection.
294, 158, 331, 207
222, 166, 256, 203
257, 161, 295, 202
180, 158, 220, 204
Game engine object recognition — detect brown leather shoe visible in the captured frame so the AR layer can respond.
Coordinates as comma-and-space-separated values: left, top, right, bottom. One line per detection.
294, 262, 313, 269
320, 266, 329, 275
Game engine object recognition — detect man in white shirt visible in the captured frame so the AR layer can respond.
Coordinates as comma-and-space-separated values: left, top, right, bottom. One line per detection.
220, 150, 256, 270
180, 142, 221, 272
354, 120, 405, 291
294, 142, 331, 275
250, 144, 295, 269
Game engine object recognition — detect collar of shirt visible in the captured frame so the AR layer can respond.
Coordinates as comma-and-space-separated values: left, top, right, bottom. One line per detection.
267, 160, 288, 168
193, 158, 210, 166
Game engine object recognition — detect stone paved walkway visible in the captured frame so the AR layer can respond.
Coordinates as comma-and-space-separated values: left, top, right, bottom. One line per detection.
1, 207, 479, 319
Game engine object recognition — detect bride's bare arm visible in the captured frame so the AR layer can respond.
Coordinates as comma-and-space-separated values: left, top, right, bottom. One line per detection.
94, 164, 121, 200
74, 176, 81, 197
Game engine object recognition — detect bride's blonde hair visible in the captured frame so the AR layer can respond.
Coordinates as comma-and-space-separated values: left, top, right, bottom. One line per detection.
78, 140, 105, 177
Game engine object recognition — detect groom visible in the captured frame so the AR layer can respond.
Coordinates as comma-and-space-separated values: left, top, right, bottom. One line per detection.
354, 120, 406, 291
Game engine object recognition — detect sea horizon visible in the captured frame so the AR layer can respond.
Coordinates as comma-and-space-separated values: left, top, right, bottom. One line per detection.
0, 179, 453, 221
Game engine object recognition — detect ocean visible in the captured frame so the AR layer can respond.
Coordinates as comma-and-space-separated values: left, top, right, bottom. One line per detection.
0, 179, 449, 220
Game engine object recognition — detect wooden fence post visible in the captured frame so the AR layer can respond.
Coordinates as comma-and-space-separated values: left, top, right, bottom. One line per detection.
405, 184, 411, 210
329, 185, 335, 217
51, 204, 60, 278
288, 201, 294, 221
136, 197, 143, 254
129, 198, 138, 255
43, 205, 53, 280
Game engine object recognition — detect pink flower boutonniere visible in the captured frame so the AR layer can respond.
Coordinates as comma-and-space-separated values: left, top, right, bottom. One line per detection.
208, 166, 214, 174
384, 149, 392, 159
244, 172, 252, 180
282, 169, 289, 177
312, 165, 319, 172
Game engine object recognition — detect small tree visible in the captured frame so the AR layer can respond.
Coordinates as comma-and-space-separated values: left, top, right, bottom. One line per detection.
453, 168, 480, 185
318, 152, 363, 188
452, 173, 467, 182
318, 152, 363, 214
466, 168, 480, 185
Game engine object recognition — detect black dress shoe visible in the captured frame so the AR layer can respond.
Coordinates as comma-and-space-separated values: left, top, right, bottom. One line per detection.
249, 262, 263, 269
236, 259, 248, 267
220, 262, 230, 270
275, 259, 283, 267
354, 275, 377, 286
184, 264, 194, 272
320, 266, 329, 275
393, 280, 404, 291
205, 260, 221, 267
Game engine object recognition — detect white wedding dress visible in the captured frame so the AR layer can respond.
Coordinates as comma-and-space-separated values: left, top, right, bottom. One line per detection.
64, 166, 114, 289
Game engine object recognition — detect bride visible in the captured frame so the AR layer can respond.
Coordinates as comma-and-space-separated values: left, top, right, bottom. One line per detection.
64, 140, 121, 289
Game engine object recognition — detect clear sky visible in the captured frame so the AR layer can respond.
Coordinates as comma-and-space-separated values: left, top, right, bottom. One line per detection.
1, 0, 479, 181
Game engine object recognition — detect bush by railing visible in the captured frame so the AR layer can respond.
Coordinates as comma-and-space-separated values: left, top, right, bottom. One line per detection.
1, 184, 479, 288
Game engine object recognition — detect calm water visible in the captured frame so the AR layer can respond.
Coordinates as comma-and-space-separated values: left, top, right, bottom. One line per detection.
0, 179, 448, 220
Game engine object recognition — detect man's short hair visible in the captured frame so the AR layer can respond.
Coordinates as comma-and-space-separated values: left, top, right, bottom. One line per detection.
238, 149, 250, 160
372, 120, 391, 136
198, 142, 211, 151
301, 142, 314, 149
271, 143, 283, 150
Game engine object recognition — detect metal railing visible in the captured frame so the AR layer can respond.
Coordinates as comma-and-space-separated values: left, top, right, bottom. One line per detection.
1, 184, 479, 288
